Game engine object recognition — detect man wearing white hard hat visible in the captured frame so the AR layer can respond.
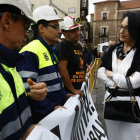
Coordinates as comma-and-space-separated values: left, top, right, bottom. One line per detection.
57, 16, 85, 97
18, 5, 73, 123
0, 0, 48, 140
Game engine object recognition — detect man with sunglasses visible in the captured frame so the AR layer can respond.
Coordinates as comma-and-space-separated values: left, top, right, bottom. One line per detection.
56, 16, 85, 97
0, 1, 48, 140
18, 5, 73, 123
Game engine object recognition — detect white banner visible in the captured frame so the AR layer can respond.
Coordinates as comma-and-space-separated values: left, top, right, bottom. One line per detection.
27, 76, 108, 140
26, 126, 59, 140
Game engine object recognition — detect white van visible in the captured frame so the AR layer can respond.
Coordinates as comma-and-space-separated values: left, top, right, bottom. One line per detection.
98, 42, 109, 53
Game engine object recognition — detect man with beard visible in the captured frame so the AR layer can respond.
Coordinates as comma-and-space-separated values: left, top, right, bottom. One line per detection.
57, 16, 85, 97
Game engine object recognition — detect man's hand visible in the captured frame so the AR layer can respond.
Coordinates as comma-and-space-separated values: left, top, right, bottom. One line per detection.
109, 40, 116, 47
65, 93, 75, 100
54, 105, 67, 110
22, 124, 41, 140
105, 70, 114, 78
27, 78, 47, 101
73, 89, 84, 97
88, 67, 92, 72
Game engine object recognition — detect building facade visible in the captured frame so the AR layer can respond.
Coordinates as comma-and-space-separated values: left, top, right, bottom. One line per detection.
31, 0, 80, 18
31, 0, 89, 39
93, 0, 140, 48
89, 13, 94, 46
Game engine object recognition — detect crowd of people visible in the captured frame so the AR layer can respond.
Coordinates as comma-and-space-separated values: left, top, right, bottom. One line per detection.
0, 1, 92, 139
1, 0, 140, 140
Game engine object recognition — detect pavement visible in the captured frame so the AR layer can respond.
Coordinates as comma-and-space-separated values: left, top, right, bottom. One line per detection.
91, 78, 108, 136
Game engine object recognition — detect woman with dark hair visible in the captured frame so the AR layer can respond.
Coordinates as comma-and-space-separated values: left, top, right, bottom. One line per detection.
97, 11, 140, 139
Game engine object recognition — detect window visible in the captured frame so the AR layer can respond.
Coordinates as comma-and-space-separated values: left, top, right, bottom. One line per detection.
101, 39, 105, 43
82, 0, 87, 7
81, 10, 85, 16
102, 27, 106, 35
103, 13, 107, 20
68, 7, 76, 13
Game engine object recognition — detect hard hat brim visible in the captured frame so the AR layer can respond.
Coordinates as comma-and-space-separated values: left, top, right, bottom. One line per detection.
67, 24, 82, 30
36, 17, 63, 23
0, 1, 36, 23
26, 15, 36, 23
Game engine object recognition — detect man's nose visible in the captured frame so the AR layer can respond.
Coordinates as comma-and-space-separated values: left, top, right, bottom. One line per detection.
57, 27, 61, 34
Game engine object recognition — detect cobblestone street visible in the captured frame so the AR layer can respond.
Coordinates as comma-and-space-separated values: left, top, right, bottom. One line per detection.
91, 78, 108, 136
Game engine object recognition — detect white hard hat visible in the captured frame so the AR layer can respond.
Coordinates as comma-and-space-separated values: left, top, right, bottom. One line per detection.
59, 16, 82, 31
60, 34, 65, 39
33, 5, 61, 23
0, 0, 35, 23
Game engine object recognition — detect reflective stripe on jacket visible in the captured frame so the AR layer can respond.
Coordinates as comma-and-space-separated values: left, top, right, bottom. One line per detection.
0, 64, 32, 140
17, 37, 67, 123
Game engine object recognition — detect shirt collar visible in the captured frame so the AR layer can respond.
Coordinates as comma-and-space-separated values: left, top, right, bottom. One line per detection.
0, 43, 26, 67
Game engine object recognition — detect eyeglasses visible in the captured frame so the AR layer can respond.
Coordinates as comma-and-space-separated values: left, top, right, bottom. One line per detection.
47, 25, 60, 30
11, 14, 31, 30
24, 22, 31, 30
0, 13, 31, 30
119, 25, 128, 32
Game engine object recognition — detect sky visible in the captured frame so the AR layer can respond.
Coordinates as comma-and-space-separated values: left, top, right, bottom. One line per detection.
87, 0, 131, 21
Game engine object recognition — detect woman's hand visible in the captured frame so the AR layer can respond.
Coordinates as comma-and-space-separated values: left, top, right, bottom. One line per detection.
105, 70, 114, 78
113, 83, 117, 87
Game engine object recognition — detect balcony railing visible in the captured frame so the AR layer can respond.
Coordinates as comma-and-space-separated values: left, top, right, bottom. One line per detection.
98, 32, 109, 37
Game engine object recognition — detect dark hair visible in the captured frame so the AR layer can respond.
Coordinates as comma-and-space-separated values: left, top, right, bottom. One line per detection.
123, 11, 140, 47
0, 4, 24, 22
30, 20, 50, 41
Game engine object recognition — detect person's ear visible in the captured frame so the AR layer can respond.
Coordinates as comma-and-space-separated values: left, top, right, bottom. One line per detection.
38, 24, 45, 33
1, 12, 12, 31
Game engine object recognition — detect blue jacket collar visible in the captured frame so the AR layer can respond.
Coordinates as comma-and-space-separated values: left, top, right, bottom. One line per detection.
37, 35, 54, 55
36, 35, 58, 63
0, 43, 26, 67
